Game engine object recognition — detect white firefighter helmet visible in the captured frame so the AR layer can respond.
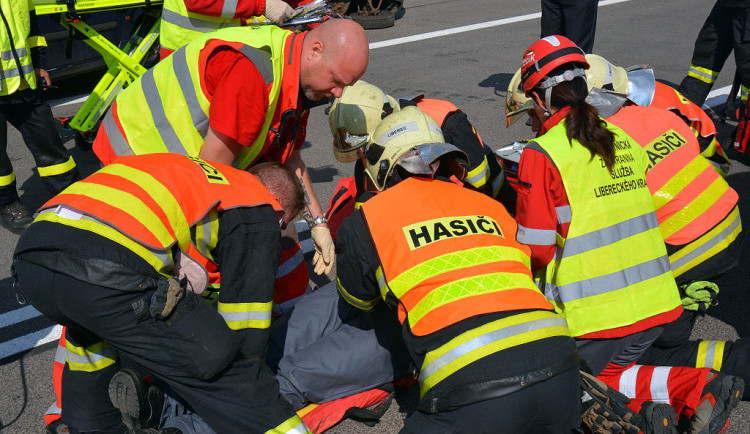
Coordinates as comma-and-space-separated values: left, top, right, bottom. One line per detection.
584, 54, 629, 94
505, 67, 534, 128
584, 54, 656, 106
328, 80, 400, 163
363, 106, 467, 191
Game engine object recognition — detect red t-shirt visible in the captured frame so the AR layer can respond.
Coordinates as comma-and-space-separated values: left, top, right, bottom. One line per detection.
515, 108, 681, 339
203, 47, 270, 148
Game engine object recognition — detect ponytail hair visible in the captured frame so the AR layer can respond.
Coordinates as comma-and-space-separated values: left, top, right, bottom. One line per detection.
531, 66, 616, 172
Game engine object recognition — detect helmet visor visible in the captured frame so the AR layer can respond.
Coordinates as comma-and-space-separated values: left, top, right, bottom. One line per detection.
505, 99, 534, 128
333, 127, 370, 154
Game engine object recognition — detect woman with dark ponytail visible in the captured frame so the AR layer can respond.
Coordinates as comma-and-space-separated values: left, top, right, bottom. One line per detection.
513, 36, 693, 428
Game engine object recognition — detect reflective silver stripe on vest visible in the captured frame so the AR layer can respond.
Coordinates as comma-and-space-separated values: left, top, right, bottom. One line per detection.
420, 317, 568, 382
556, 205, 571, 224
141, 69, 189, 155
670, 210, 740, 272
196, 213, 214, 257
54, 341, 67, 364
1, 47, 27, 61
161, 9, 223, 32
171, 48, 210, 136
221, 0, 239, 18
36, 208, 174, 269
549, 255, 671, 303
237, 46, 274, 86
561, 212, 659, 258
45, 401, 61, 417
218, 309, 272, 323
1, 62, 33, 79
102, 111, 133, 157
516, 223, 557, 246
276, 249, 303, 278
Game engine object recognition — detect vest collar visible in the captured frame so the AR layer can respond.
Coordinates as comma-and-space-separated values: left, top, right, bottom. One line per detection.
280, 31, 306, 112
539, 106, 571, 135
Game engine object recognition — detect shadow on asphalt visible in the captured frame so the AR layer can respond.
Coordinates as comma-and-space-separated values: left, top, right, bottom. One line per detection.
478, 72, 514, 97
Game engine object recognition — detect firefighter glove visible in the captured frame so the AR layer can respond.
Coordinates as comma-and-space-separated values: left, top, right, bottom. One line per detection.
680, 281, 719, 312
580, 371, 642, 434
265, 0, 294, 24
311, 225, 335, 275
150, 278, 184, 318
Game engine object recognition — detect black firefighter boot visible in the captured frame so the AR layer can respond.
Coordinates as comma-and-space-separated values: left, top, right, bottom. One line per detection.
108, 368, 168, 433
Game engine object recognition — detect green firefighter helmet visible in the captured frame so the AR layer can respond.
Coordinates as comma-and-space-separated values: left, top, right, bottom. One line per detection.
363, 106, 468, 191
584, 54, 629, 94
328, 80, 400, 163
505, 67, 534, 128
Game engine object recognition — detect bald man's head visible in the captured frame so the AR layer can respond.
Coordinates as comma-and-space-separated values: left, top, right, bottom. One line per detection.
300, 19, 369, 101
248, 162, 305, 227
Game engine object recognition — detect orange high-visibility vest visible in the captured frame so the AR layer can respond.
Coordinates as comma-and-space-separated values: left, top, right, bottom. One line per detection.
360, 177, 553, 336
36, 154, 283, 283
607, 105, 738, 246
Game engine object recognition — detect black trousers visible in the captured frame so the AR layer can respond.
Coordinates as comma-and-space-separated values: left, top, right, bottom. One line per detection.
540, 0, 598, 53
0, 88, 78, 206
400, 367, 581, 434
679, 0, 750, 106
14, 257, 300, 434
639, 231, 749, 399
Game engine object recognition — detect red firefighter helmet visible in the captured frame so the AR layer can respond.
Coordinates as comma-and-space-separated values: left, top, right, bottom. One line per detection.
520, 36, 589, 94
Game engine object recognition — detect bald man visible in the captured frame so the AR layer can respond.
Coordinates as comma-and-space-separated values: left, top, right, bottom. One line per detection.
93, 19, 368, 277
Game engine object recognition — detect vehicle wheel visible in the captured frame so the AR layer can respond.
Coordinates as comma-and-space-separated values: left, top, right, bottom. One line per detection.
349, 9, 396, 29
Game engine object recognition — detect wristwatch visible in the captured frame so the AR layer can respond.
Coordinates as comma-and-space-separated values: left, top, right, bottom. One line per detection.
310, 216, 328, 227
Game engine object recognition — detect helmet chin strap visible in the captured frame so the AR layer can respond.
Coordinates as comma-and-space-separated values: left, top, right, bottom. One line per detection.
532, 94, 551, 119
534, 67, 587, 118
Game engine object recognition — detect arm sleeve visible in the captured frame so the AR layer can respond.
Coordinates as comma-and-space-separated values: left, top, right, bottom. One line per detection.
213, 205, 281, 358
182, 0, 265, 18
335, 211, 384, 311
27, 6, 47, 68
515, 144, 566, 271
442, 112, 514, 207
206, 48, 269, 147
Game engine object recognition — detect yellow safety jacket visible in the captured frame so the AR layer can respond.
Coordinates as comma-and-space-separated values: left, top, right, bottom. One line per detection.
160, 0, 266, 52
534, 120, 681, 337
101, 25, 292, 170
0, 0, 46, 95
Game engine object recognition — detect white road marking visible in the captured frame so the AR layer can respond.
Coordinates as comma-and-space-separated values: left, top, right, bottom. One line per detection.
0, 305, 42, 328
0, 325, 62, 360
369, 0, 635, 50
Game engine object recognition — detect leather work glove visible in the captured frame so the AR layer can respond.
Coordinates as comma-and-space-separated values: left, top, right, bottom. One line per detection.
580, 371, 642, 434
680, 281, 719, 312
264, 0, 295, 24
150, 278, 184, 318
311, 226, 335, 276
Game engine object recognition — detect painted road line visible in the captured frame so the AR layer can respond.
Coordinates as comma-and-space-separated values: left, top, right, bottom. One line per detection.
0, 305, 42, 329
0, 325, 62, 360
51, 0, 638, 110
49, 94, 89, 109
705, 85, 732, 108
369, 0, 635, 50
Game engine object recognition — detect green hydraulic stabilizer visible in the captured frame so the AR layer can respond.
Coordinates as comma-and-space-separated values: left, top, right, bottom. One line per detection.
34, 0, 163, 138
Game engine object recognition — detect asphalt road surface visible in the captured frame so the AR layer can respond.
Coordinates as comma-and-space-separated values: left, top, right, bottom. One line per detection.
2, 0, 750, 432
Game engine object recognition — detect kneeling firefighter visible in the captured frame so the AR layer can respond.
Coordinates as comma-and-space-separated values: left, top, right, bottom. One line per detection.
335, 106, 581, 433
